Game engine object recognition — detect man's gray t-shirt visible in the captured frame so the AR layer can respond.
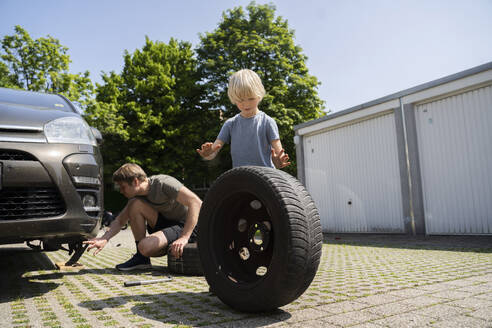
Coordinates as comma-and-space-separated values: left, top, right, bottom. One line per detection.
217, 111, 280, 168
136, 175, 187, 222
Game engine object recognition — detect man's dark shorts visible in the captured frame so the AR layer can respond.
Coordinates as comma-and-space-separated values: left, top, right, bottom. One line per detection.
147, 214, 198, 244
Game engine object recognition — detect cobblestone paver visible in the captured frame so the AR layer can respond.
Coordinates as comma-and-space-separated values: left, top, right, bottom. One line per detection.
1, 232, 491, 327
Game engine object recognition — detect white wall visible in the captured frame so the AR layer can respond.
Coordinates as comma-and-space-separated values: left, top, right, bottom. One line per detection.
415, 85, 492, 234
304, 112, 404, 233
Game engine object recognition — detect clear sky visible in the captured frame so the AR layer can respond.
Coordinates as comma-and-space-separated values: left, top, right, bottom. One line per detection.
1, 0, 491, 112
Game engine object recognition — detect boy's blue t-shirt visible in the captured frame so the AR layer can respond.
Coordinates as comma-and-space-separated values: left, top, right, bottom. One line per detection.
217, 111, 280, 168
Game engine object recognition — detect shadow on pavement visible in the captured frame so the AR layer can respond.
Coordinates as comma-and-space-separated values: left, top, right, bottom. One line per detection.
29, 266, 173, 281
324, 233, 492, 253
79, 292, 291, 327
0, 245, 60, 303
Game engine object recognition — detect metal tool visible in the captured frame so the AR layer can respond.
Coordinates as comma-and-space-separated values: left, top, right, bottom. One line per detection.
124, 276, 173, 287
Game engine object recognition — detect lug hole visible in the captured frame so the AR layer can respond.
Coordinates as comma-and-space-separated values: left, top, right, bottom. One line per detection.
238, 218, 248, 232
250, 200, 262, 210
239, 247, 250, 260
256, 266, 267, 276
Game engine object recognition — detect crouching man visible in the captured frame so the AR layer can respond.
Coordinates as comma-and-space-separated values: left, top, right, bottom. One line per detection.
84, 163, 201, 271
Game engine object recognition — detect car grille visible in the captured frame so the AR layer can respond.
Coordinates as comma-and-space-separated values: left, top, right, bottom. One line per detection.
0, 188, 66, 220
0, 149, 37, 161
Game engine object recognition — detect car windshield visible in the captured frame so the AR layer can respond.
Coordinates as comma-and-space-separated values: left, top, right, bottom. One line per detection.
0, 87, 74, 112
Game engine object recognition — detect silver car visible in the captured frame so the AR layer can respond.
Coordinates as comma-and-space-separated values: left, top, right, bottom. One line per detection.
0, 87, 103, 256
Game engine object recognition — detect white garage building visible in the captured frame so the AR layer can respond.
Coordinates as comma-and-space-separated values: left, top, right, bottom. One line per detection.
294, 62, 492, 235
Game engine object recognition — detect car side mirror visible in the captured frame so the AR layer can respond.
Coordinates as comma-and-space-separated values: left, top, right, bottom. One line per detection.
91, 127, 103, 144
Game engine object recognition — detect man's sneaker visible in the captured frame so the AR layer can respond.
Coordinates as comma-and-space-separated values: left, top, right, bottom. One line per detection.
116, 253, 151, 271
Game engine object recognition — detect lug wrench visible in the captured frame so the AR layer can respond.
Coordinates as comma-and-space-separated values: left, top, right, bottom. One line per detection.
124, 276, 173, 287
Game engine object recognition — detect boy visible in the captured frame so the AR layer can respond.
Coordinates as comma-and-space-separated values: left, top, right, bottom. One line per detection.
197, 69, 290, 169
84, 163, 201, 271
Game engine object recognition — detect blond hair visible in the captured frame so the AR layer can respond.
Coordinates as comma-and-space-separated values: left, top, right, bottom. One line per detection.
113, 163, 147, 185
227, 69, 266, 104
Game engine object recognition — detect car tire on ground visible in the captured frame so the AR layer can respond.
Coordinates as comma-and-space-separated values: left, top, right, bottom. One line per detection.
197, 166, 323, 312
167, 243, 203, 275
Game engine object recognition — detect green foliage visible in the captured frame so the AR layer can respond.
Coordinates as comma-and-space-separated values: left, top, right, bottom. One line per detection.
0, 25, 94, 107
85, 37, 219, 186
196, 2, 326, 175
0, 61, 17, 88
2, 1, 327, 185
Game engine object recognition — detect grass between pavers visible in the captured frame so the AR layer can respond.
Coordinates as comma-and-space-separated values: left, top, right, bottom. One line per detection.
309, 243, 492, 299
1, 238, 491, 327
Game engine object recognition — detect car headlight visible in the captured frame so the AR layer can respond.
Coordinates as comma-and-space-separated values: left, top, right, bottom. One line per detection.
44, 117, 97, 146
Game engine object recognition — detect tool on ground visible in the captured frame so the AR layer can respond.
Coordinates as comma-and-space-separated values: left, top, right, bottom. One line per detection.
65, 243, 89, 266
55, 242, 89, 271
124, 276, 173, 287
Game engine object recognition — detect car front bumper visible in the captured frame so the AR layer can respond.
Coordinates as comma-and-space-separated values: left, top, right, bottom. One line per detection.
0, 142, 103, 244
0, 215, 101, 244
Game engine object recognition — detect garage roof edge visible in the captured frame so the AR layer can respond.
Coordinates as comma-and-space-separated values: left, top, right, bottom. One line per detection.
294, 61, 492, 132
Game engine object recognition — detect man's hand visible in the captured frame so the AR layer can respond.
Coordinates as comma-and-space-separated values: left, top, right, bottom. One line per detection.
83, 238, 108, 256
169, 236, 189, 259
196, 142, 221, 159
272, 148, 291, 169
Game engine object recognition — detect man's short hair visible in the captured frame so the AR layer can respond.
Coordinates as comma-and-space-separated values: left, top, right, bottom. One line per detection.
113, 163, 147, 185
227, 69, 266, 104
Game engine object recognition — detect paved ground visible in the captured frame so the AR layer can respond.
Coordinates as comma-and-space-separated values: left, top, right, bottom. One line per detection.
1, 230, 491, 328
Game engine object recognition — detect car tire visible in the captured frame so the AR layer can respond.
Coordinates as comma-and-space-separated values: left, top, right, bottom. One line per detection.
167, 243, 203, 275
197, 166, 323, 312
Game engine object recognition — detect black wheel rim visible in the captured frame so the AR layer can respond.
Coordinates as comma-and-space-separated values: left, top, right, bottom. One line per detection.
212, 191, 274, 284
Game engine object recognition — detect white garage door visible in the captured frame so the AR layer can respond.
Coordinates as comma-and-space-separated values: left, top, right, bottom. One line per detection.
304, 112, 404, 233
415, 85, 492, 234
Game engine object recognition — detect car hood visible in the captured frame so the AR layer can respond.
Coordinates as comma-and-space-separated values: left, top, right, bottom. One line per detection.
0, 102, 79, 129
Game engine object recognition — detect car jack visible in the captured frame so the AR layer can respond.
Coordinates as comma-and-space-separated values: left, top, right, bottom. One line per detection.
55, 242, 88, 271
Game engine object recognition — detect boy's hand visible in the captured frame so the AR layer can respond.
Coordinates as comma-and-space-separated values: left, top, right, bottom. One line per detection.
196, 142, 221, 159
272, 148, 291, 169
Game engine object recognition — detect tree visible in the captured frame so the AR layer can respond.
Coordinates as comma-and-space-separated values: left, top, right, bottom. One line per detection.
0, 61, 17, 88
196, 2, 325, 176
84, 37, 219, 187
0, 25, 93, 107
